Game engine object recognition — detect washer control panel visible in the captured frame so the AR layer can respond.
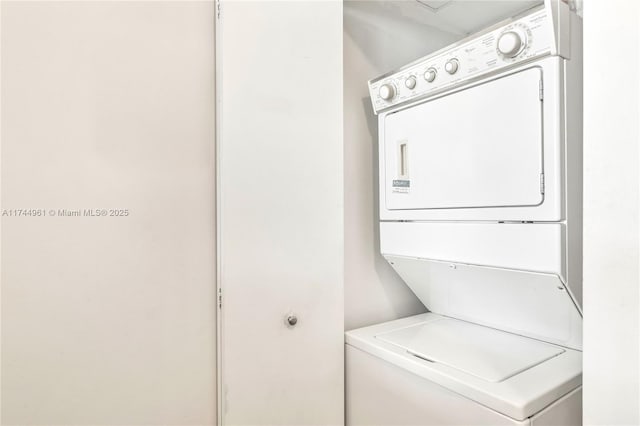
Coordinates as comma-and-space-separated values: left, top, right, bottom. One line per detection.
368, 8, 555, 113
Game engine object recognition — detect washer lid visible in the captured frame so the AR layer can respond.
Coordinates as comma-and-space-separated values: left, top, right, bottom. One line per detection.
376, 318, 564, 382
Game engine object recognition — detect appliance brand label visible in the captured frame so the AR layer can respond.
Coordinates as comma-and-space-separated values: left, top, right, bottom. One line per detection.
392, 180, 410, 193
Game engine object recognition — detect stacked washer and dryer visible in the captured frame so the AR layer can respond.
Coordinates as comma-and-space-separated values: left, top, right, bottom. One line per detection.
346, 1, 582, 425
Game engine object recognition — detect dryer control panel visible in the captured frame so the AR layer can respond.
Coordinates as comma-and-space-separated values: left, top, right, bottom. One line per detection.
368, 7, 559, 114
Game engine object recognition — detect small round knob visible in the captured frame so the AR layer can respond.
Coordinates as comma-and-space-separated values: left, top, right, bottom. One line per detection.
287, 315, 298, 327
404, 76, 417, 90
378, 83, 396, 101
424, 68, 437, 83
497, 30, 525, 57
445, 59, 459, 74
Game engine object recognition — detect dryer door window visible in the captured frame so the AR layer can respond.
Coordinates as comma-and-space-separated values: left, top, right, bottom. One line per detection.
384, 67, 544, 211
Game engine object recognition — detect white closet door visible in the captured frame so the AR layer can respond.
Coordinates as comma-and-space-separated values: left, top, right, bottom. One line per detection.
217, 1, 343, 425
384, 68, 544, 211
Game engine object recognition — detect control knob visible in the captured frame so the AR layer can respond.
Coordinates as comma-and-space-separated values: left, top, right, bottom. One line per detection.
378, 83, 396, 101
424, 68, 437, 83
445, 59, 459, 74
497, 29, 527, 58
404, 76, 417, 89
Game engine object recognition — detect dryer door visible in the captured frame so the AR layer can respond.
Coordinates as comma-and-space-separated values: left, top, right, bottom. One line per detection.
384, 67, 544, 211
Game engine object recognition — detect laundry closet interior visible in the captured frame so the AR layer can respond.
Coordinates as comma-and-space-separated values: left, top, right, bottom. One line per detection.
343, 1, 582, 425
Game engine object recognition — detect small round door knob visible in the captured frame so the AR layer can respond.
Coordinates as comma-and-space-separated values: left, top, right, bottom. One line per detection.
287, 315, 298, 327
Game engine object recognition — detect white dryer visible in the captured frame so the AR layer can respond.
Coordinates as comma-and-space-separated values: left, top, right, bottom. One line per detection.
346, 1, 582, 425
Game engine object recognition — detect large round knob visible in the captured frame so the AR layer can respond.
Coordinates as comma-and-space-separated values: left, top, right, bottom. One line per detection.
404, 76, 417, 89
445, 59, 459, 74
378, 83, 396, 101
498, 30, 526, 58
424, 68, 437, 83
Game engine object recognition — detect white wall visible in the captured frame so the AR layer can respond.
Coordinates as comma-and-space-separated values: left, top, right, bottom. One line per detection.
0, 2, 217, 424
343, 2, 458, 330
583, 1, 640, 424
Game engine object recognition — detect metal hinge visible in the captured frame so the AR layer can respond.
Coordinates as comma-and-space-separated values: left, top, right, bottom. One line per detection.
540, 173, 545, 194
539, 80, 544, 101
218, 288, 222, 309
216, 0, 221, 20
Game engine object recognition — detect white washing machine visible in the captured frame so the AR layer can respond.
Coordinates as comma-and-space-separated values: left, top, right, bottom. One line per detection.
346, 1, 583, 425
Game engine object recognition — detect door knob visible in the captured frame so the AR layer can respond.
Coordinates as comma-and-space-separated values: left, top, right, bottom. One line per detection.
286, 314, 298, 327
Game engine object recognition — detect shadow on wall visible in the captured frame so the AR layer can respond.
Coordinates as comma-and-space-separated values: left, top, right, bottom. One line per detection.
343, 1, 460, 330
346, 1, 458, 292
345, 0, 461, 276
361, 95, 392, 301
344, 0, 460, 72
